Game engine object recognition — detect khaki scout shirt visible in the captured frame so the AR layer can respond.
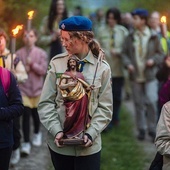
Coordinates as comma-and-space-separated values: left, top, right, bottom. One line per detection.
97, 24, 128, 77
38, 51, 113, 156
155, 101, 170, 170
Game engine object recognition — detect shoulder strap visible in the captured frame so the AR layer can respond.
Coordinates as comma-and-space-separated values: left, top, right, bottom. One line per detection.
0, 67, 10, 95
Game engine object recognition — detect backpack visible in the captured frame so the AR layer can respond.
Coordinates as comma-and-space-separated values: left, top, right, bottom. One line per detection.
0, 67, 10, 96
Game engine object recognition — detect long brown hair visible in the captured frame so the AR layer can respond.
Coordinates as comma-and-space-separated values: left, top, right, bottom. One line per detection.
68, 31, 101, 57
48, 0, 68, 32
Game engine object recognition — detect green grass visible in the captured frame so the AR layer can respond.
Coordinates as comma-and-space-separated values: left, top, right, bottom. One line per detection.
101, 105, 145, 170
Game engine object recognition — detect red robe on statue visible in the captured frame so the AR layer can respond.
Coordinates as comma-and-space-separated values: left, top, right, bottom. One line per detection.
59, 71, 90, 139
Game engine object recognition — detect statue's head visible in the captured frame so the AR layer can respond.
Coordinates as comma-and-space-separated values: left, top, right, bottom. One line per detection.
67, 55, 79, 71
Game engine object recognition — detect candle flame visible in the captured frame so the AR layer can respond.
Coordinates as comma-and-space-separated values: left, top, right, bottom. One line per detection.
27, 10, 34, 19
12, 25, 23, 37
161, 16, 167, 23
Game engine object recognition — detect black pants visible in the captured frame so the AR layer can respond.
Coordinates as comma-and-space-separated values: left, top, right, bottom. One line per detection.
109, 77, 124, 126
0, 147, 12, 170
13, 117, 21, 150
49, 147, 101, 170
149, 152, 163, 170
22, 107, 40, 142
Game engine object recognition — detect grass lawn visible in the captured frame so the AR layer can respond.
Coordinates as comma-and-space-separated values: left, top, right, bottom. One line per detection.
101, 104, 146, 170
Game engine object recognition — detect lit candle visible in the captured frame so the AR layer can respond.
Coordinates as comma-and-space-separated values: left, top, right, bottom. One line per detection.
27, 10, 34, 31
10, 25, 23, 69
160, 16, 167, 39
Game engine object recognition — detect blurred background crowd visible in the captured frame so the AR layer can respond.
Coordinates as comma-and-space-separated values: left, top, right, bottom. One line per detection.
1, 0, 170, 169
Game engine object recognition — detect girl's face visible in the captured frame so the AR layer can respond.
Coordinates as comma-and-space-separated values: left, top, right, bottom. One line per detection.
56, 0, 65, 15
23, 30, 37, 47
0, 36, 6, 53
60, 30, 80, 55
107, 13, 117, 27
148, 13, 160, 29
133, 15, 144, 29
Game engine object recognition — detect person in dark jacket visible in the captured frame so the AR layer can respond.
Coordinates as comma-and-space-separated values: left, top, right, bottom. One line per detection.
0, 67, 24, 170
122, 8, 164, 142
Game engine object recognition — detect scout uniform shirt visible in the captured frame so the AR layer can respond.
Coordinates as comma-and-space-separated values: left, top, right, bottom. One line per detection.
97, 24, 128, 78
38, 51, 113, 156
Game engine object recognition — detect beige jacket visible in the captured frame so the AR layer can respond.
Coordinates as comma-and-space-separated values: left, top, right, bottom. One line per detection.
2, 48, 28, 83
97, 24, 128, 77
155, 101, 170, 170
38, 51, 113, 156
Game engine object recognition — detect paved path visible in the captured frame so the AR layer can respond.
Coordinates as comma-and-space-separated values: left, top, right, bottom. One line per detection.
9, 126, 51, 170
123, 99, 157, 170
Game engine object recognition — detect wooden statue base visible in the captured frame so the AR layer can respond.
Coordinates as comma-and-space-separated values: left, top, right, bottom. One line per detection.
58, 138, 86, 146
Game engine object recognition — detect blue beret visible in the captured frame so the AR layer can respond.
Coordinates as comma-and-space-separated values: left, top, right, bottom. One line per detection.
59, 16, 92, 31
131, 9, 149, 17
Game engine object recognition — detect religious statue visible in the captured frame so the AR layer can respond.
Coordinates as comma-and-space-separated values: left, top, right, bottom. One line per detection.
58, 55, 94, 145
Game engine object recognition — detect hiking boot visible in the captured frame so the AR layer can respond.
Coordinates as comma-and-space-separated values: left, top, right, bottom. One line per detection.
10, 148, 20, 165
32, 132, 42, 146
137, 129, 145, 140
21, 142, 31, 157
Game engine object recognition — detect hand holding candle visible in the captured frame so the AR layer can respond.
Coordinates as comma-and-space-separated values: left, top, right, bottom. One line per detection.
160, 16, 167, 39
27, 10, 34, 32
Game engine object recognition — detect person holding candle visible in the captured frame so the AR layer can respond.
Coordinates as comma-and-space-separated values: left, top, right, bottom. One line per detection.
38, 16, 113, 170
0, 28, 28, 166
0, 28, 28, 82
148, 11, 170, 56
148, 12, 170, 119
16, 28, 48, 156
39, 0, 68, 61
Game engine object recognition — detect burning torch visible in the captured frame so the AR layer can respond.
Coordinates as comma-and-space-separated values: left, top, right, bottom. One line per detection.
10, 25, 23, 69
27, 10, 34, 32
160, 16, 169, 56
160, 16, 167, 39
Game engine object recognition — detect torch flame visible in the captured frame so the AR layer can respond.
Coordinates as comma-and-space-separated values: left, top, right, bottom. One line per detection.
27, 10, 34, 19
161, 16, 167, 23
12, 25, 23, 37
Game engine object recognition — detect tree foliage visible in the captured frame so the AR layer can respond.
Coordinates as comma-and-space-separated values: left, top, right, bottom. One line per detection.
1, 0, 170, 35
0, 0, 50, 34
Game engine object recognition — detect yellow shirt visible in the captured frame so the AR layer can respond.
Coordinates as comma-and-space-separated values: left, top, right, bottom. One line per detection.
0, 57, 3, 67
22, 96, 40, 108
